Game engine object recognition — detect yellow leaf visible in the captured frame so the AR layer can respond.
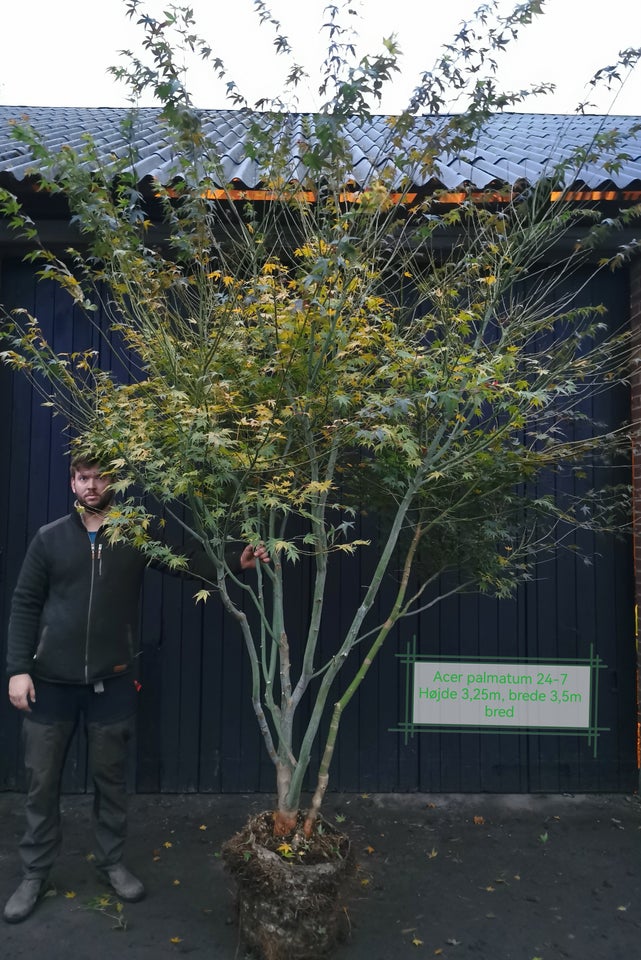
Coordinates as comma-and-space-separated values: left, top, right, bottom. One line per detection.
277, 842, 293, 854
427, 848, 438, 859
360, 878, 370, 886
64, 891, 76, 899
199, 824, 207, 831
173, 879, 181, 886
170, 937, 183, 944
412, 937, 423, 947
163, 841, 173, 849
364, 845, 375, 855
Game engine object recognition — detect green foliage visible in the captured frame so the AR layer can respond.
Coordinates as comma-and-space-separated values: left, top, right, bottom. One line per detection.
1, 1, 639, 824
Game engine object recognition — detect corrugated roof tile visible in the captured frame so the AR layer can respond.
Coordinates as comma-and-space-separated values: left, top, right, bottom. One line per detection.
0, 106, 640, 192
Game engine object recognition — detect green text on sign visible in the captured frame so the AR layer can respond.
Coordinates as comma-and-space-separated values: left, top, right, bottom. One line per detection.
413, 661, 591, 728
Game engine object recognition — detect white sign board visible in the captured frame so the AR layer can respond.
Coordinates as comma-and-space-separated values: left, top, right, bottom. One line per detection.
413, 661, 591, 729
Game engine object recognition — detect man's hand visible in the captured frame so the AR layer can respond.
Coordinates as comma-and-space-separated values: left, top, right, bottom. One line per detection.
8, 673, 36, 712
239, 543, 270, 571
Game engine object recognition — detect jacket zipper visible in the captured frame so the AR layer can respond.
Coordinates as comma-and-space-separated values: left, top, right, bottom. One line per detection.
84, 535, 102, 683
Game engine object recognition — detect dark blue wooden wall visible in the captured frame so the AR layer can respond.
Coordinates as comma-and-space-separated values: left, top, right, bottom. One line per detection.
0, 257, 637, 795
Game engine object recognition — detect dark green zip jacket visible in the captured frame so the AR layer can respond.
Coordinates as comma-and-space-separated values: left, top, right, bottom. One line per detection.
6, 509, 240, 684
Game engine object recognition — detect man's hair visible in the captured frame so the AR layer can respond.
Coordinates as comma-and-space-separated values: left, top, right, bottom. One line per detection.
69, 454, 102, 477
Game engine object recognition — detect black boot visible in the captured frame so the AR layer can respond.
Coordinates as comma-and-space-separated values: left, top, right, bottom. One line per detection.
102, 862, 145, 901
3, 877, 48, 923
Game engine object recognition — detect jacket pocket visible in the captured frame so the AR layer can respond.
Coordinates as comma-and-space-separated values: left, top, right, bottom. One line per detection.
34, 625, 49, 661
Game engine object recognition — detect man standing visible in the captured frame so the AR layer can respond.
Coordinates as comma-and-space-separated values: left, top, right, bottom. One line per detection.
4, 456, 266, 923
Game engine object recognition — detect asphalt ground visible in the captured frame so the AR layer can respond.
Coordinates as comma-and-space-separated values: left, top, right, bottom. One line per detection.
1, 791, 640, 959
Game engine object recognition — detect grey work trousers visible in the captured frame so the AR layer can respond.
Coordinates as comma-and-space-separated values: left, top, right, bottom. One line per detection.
19, 715, 133, 880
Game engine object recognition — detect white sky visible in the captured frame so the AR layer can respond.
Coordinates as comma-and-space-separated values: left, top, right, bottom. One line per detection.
1, 0, 639, 115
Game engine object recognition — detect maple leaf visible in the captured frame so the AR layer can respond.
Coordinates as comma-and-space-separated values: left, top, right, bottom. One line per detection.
170, 936, 183, 944
412, 936, 423, 946
277, 842, 295, 859
163, 841, 173, 849
364, 845, 375, 855
64, 890, 77, 899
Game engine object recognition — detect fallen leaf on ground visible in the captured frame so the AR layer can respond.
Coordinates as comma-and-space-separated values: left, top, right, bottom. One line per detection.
473, 815, 485, 825
365, 845, 375, 855
64, 891, 76, 899
412, 936, 423, 946
427, 848, 438, 859
170, 937, 183, 944
163, 841, 173, 849
172, 879, 181, 886
199, 824, 207, 831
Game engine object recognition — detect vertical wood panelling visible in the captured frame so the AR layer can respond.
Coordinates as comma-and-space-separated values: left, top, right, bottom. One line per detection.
0, 257, 637, 795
